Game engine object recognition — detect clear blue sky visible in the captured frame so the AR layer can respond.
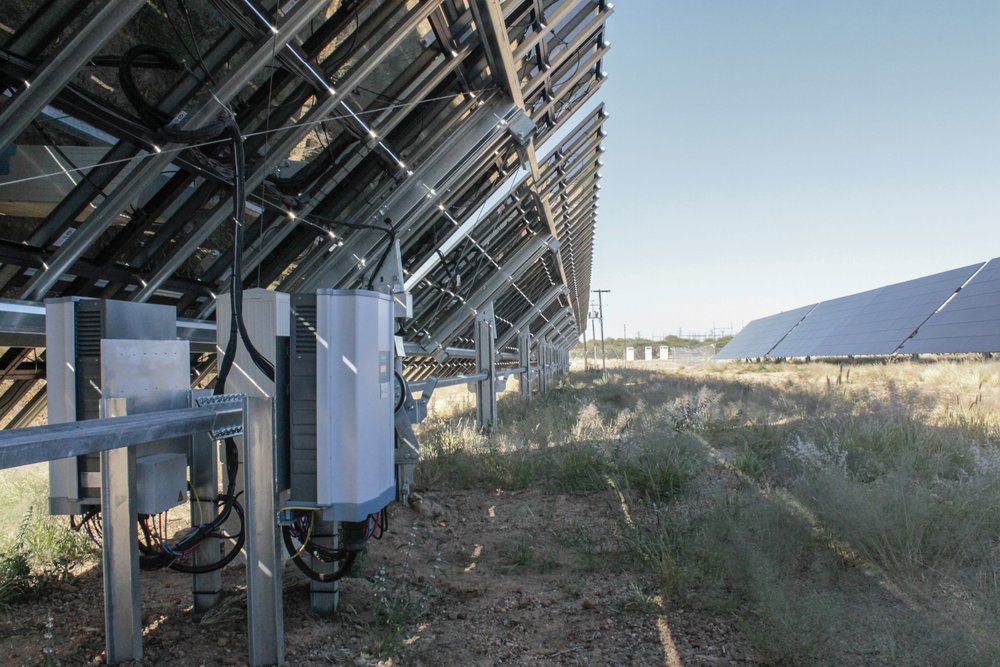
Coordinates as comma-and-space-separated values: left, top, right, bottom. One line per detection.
555, 1, 1000, 340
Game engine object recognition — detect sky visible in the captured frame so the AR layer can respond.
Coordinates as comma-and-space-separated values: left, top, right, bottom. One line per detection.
558, 1, 1000, 340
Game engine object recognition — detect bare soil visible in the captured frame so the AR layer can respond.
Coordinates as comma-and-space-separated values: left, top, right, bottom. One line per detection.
0, 487, 760, 666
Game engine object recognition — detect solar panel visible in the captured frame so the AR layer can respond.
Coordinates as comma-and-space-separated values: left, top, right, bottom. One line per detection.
715, 304, 816, 360
900, 258, 1000, 353
800, 264, 983, 356
768, 288, 881, 357
768, 264, 983, 357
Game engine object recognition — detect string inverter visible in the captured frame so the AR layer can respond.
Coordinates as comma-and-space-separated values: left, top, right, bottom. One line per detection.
290, 289, 395, 522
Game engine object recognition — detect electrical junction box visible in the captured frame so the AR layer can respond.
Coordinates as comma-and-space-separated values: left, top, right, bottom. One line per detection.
136, 453, 188, 515
290, 289, 395, 522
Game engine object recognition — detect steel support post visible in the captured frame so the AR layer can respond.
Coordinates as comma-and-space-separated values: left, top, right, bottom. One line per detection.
99, 397, 142, 664
537, 340, 548, 394
394, 355, 420, 503
518, 328, 531, 400
215, 288, 288, 570
189, 390, 221, 612
243, 395, 284, 667
475, 302, 498, 431
309, 520, 339, 614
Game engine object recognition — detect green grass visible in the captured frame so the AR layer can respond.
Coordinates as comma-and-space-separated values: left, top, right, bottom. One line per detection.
0, 464, 97, 606
418, 360, 1000, 665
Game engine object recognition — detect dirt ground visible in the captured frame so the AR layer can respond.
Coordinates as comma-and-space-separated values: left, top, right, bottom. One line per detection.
0, 486, 760, 666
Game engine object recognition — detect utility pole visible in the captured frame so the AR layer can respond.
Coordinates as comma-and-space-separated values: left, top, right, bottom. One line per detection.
593, 289, 610, 374
582, 321, 589, 371
590, 311, 598, 366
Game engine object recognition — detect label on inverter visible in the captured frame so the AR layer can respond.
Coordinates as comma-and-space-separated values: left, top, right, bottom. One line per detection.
379, 349, 390, 399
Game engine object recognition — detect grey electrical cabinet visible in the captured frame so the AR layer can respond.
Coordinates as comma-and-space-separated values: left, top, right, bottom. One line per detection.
289, 290, 395, 522
46, 298, 189, 515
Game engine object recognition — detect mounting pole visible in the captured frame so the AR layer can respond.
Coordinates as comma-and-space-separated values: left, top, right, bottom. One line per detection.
100, 396, 141, 664
474, 302, 497, 430
243, 395, 284, 667
537, 338, 548, 394
518, 327, 531, 400
189, 391, 221, 612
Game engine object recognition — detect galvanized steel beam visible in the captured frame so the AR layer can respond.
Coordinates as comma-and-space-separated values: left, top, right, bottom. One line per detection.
0, 0, 145, 151
421, 234, 555, 351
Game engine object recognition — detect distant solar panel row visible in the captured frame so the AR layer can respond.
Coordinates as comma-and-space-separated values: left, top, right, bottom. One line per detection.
716, 260, 995, 360
713, 304, 816, 359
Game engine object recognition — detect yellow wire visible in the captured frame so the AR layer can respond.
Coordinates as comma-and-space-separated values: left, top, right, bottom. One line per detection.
290, 511, 315, 560
189, 482, 204, 525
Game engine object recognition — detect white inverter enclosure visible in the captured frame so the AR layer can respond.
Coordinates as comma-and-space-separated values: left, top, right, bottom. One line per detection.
315, 289, 395, 521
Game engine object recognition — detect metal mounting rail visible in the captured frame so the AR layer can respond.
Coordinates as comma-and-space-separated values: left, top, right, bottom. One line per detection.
0, 399, 243, 470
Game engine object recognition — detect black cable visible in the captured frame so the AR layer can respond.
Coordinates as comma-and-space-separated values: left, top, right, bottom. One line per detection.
163, 499, 245, 574
223, 115, 275, 383
214, 319, 239, 394
169, 115, 273, 572
394, 370, 407, 413
119, 45, 226, 143
137, 438, 244, 572
167, 0, 217, 85
281, 520, 358, 583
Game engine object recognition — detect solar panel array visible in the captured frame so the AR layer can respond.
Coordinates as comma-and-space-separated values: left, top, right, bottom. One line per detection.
718, 261, 993, 360
713, 304, 816, 360
900, 259, 1000, 354
0, 0, 612, 424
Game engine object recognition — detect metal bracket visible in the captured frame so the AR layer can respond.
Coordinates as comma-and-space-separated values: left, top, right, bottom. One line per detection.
371, 239, 413, 319
196, 393, 246, 439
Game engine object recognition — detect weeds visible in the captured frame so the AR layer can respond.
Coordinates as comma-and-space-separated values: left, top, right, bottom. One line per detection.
497, 537, 559, 574
0, 508, 33, 606
366, 525, 439, 658
0, 466, 97, 609
417, 359, 1000, 665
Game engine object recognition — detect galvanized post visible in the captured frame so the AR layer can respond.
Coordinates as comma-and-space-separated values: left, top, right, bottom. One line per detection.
189, 390, 221, 612
547, 342, 554, 389
537, 339, 548, 394
243, 395, 284, 667
99, 397, 142, 664
475, 302, 497, 430
309, 520, 339, 614
518, 328, 531, 400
